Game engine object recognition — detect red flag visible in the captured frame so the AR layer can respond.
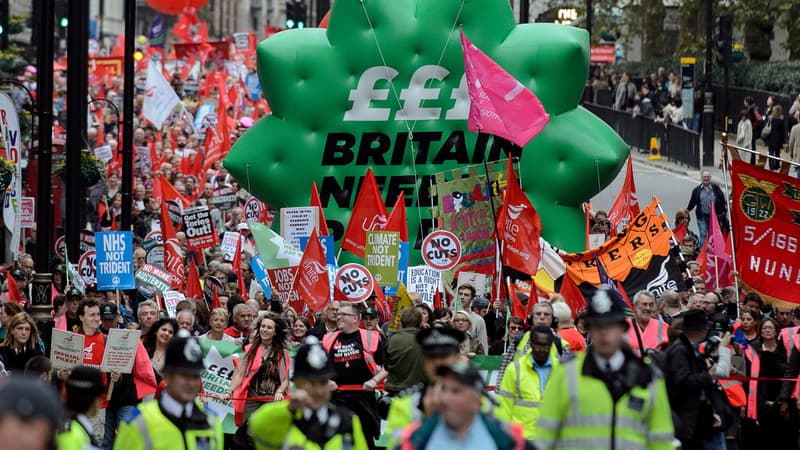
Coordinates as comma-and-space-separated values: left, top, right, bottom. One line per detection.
460, 29, 550, 148
384, 192, 408, 242
509, 282, 526, 319
696, 203, 733, 290
211, 288, 222, 310
433, 289, 442, 310
341, 169, 388, 258
310, 181, 329, 236
497, 156, 542, 275
673, 222, 688, 244
160, 192, 185, 289
292, 230, 330, 313
202, 79, 232, 173
524, 279, 539, 317
607, 155, 640, 234
157, 175, 190, 208
5, 272, 22, 303
615, 281, 637, 313
186, 259, 204, 301
172, 14, 194, 42
558, 274, 586, 319
111, 34, 124, 57
232, 233, 248, 300
372, 279, 391, 322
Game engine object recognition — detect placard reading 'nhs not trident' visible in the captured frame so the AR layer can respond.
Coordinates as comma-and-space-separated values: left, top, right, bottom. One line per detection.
96, 231, 135, 291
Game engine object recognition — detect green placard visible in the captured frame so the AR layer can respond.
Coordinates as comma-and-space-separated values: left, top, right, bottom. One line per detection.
364, 231, 400, 287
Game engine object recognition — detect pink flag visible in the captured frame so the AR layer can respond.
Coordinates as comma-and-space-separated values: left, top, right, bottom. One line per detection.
697, 203, 733, 290
460, 29, 550, 148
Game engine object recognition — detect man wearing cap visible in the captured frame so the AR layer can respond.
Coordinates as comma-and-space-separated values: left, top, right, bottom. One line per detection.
384, 327, 464, 448
100, 302, 120, 333
397, 360, 531, 449
57, 366, 106, 450
362, 306, 385, 338
534, 286, 674, 450
249, 338, 370, 450
114, 329, 223, 450
664, 309, 721, 450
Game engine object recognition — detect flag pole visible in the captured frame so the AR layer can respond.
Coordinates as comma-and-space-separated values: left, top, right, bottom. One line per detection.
655, 199, 695, 292
719, 133, 740, 317
595, 253, 645, 358
479, 132, 514, 319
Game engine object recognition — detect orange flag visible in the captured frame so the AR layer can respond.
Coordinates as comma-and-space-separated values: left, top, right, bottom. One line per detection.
341, 169, 388, 258
293, 230, 330, 313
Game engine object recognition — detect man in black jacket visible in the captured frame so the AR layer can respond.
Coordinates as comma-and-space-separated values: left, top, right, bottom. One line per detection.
664, 309, 720, 450
687, 170, 727, 247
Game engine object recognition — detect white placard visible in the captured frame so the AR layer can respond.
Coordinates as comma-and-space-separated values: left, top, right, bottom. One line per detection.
50, 329, 85, 370
101, 329, 142, 373
221, 231, 239, 262
407, 265, 441, 307
163, 291, 186, 318
280, 206, 319, 249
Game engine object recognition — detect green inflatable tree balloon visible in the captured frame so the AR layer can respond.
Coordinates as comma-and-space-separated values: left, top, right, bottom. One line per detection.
225, 0, 627, 265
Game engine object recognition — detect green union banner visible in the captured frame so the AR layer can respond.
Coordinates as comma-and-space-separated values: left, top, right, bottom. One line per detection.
364, 230, 400, 287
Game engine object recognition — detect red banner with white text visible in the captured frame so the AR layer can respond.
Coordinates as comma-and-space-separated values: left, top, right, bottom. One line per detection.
732, 161, 800, 305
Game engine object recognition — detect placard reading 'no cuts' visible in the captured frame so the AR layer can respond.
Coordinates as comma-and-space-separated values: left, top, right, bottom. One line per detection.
78, 250, 97, 286
96, 231, 135, 290
421, 230, 462, 271
335, 263, 374, 303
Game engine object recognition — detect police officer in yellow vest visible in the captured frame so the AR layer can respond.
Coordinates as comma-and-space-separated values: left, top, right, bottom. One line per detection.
384, 327, 464, 448
57, 365, 106, 450
533, 287, 675, 450
249, 337, 370, 450
113, 330, 223, 450
496, 325, 557, 439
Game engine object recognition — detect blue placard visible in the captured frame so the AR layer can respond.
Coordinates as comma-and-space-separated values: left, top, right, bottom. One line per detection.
250, 255, 272, 299
95, 231, 135, 291
298, 235, 337, 266
385, 242, 409, 296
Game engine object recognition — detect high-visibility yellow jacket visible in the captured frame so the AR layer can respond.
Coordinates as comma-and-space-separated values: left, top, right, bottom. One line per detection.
533, 352, 674, 450
112, 400, 223, 450
249, 400, 370, 450
496, 352, 558, 438
56, 419, 93, 450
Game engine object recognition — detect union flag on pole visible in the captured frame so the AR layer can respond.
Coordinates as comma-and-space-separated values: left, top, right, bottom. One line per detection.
384, 192, 408, 243
142, 61, 181, 129
608, 155, 640, 234
497, 156, 542, 275
159, 192, 185, 289
341, 168, 388, 258
310, 181, 330, 236
292, 230, 330, 313
203, 78, 232, 173
460, 29, 550, 148
697, 203, 733, 291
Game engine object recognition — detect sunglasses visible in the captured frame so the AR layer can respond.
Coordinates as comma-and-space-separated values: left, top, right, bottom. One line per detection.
509, 326, 523, 331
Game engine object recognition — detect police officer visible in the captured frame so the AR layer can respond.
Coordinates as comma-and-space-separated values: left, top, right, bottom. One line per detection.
534, 287, 675, 450
384, 327, 464, 448
113, 330, 223, 450
249, 337, 369, 450
57, 365, 106, 450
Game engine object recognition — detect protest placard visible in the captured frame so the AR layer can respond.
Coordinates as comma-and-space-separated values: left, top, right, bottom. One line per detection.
221, 231, 239, 262
50, 330, 85, 370
335, 264, 374, 303
385, 242, 410, 296
20, 197, 34, 229
96, 231, 135, 290
280, 206, 318, 249
163, 291, 186, 318
78, 250, 97, 286
135, 264, 172, 297
457, 271, 490, 297
407, 265, 441, 306
199, 339, 243, 434
364, 231, 400, 287
249, 255, 272, 298
101, 329, 142, 373
94, 144, 113, 163
182, 206, 218, 250
212, 186, 238, 210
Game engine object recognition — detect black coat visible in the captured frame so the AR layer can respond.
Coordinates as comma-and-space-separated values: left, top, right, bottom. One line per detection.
687, 182, 727, 221
664, 335, 716, 442
766, 116, 787, 150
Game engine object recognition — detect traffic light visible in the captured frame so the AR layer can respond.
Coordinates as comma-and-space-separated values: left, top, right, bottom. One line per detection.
716, 15, 733, 68
286, 0, 307, 29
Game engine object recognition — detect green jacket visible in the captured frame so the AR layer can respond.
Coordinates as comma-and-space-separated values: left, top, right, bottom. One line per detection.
113, 399, 223, 450
249, 400, 369, 450
385, 328, 424, 393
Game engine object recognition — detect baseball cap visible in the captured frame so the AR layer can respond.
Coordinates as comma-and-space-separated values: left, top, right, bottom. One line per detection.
416, 328, 464, 357
363, 307, 379, 318
100, 302, 118, 320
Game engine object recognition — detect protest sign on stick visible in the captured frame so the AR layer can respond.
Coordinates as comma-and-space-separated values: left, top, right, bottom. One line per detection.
50, 330, 85, 370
